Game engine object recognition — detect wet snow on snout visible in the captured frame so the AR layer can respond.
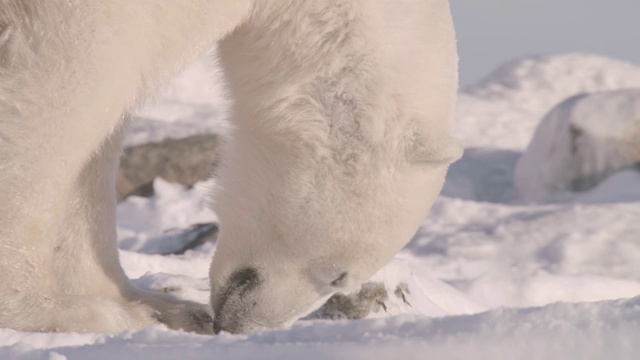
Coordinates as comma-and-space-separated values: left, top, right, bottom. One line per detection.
3, 53, 640, 359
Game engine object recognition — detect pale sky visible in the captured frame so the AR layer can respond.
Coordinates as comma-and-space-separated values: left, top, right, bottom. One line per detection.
450, 0, 640, 87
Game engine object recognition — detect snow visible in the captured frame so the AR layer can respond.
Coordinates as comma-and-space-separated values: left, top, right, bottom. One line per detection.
116, 178, 218, 255
4, 299, 640, 359
4, 52, 640, 359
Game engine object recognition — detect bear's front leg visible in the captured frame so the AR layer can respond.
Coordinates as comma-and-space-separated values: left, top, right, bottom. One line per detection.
0, 0, 252, 334
49, 124, 215, 334
0, 120, 213, 334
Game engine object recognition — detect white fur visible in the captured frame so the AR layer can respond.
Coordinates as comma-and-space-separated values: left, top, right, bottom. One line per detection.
0, 0, 459, 334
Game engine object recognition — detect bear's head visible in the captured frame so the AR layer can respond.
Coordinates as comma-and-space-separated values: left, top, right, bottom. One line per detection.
208, 132, 461, 334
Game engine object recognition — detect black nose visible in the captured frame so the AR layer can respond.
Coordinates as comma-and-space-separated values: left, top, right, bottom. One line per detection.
213, 319, 222, 335
213, 313, 245, 335
212, 267, 262, 335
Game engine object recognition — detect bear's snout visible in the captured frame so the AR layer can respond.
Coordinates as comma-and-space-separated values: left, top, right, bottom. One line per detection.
213, 267, 262, 334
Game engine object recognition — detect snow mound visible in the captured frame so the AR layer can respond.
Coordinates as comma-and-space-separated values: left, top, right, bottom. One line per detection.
4, 297, 640, 359
573, 170, 640, 204
365, 256, 486, 317
515, 89, 640, 202
455, 54, 640, 150
466, 54, 640, 103
409, 197, 640, 308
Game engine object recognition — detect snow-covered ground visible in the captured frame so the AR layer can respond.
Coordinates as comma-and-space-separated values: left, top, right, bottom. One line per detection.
3, 53, 640, 359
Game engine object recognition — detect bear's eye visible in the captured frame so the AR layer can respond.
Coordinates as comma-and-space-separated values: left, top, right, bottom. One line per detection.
330, 272, 348, 288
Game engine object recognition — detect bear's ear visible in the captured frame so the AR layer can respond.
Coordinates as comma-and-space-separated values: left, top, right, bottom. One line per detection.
406, 134, 463, 165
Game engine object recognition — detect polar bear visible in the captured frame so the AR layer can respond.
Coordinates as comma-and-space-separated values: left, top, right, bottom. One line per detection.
0, 0, 460, 334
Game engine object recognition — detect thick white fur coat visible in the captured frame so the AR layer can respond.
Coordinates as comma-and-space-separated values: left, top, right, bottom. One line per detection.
0, 0, 460, 334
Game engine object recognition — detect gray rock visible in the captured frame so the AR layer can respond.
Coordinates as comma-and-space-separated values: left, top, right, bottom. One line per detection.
116, 134, 221, 201
160, 223, 219, 256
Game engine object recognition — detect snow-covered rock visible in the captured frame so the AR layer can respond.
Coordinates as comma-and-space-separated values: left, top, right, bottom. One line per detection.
515, 89, 640, 202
